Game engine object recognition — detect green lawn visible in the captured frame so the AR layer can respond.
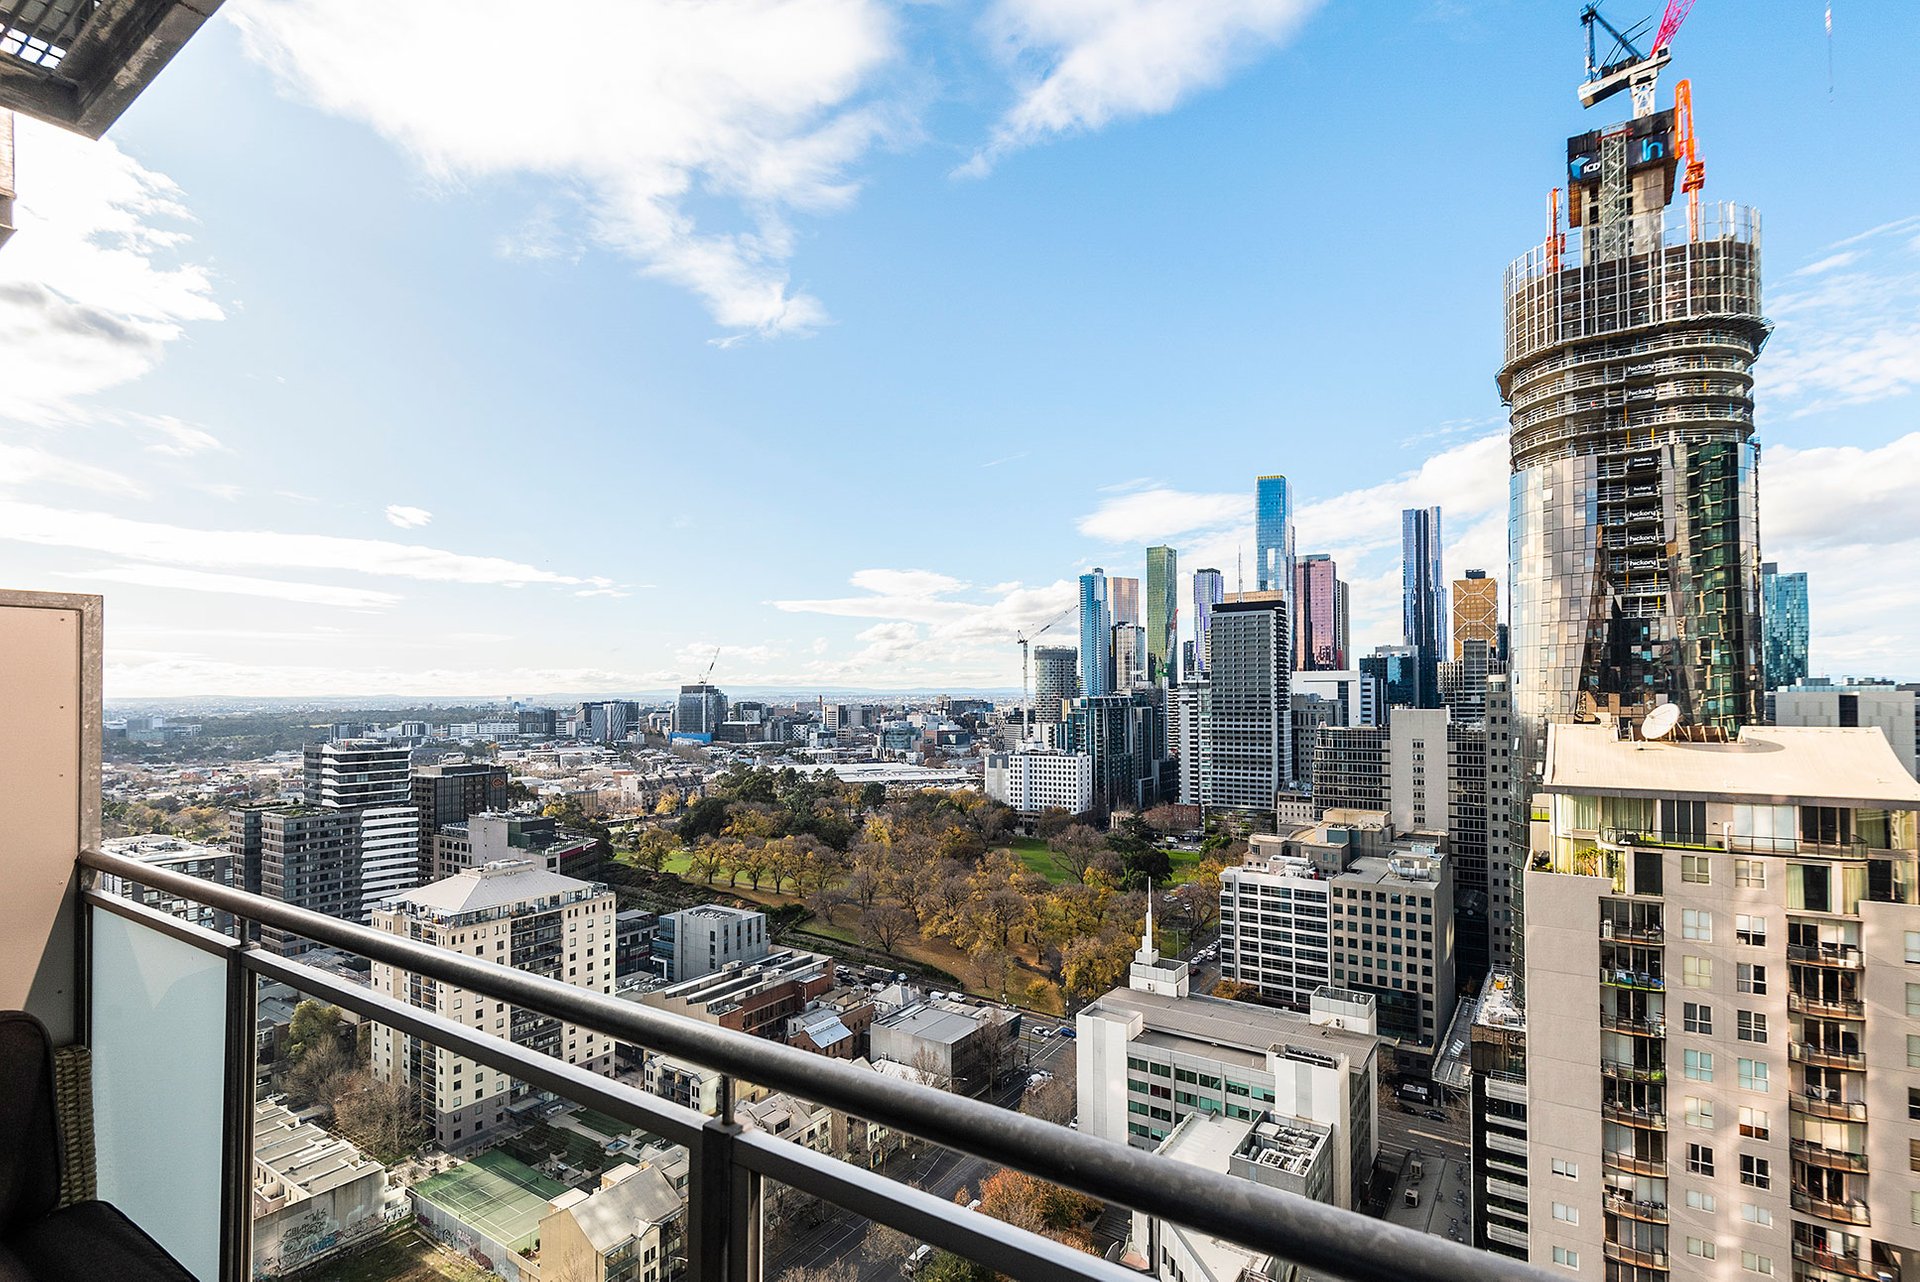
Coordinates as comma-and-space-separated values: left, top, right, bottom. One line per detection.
1010, 836, 1076, 883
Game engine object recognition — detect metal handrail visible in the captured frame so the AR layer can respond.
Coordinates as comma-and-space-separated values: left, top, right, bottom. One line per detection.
78, 847, 1556, 1282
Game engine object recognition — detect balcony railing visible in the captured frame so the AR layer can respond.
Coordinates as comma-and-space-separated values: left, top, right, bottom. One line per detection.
1599, 1012, 1666, 1037
1790, 1092, 1868, 1122
1599, 921, 1665, 944
1787, 944, 1864, 970
1790, 1042, 1867, 1070
1602, 1192, 1670, 1224
1602, 1240, 1671, 1270
1790, 1141, 1869, 1174
1600, 1060, 1664, 1084
1601, 1100, 1667, 1129
1601, 970, 1666, 991
1788, 992, 1865, 1020
1790, 1240, 1889, 1281
1603, 1151, 1667, 1177
73, 847, 1557, 1282
1792, 1191, 1872, 1227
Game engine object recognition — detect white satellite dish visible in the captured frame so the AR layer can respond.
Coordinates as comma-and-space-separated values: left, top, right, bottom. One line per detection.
1642, 704, 1681, 741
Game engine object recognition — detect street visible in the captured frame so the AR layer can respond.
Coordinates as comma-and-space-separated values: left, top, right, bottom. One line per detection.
762, 1031, 1079, 1282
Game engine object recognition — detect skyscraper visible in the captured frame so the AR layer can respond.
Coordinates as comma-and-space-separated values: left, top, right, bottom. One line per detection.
1145, 545, 1178, 686
673, 683, 727, 743
1760, 561, 1809, 691
1033, 645, 1079, 723
1400, 507, 1445, 707
1254, 475, 1295, 600
1203, 598, 1292, 808
1079, 568, 1112, 698
410, 761, 509, 881
1293, 553, 1343, 670
1109, 576, 1141, 627
1450, 569, 1498, 659
1192, 567, 1224, 676
304, 739, 418, 917
1500, 71, 1766, 767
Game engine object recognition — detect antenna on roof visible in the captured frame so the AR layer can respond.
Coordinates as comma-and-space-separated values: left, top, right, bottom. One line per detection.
1641, 703, 1682, 741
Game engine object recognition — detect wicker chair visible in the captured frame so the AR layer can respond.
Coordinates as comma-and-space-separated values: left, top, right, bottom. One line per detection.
0, 1011, 196, 1282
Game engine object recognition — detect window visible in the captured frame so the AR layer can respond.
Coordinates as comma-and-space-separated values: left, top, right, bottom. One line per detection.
1910, 1087, 1920, 1121
1738, 1107, 1769, 1139
1552, 1247, 1579, 1270
1683, 854, 1711, 884
1907, 930, 1920, 963
1684, 1002, 1712, 1034
1685, 1050, 1714, 1082
1687, 1239, 1717, 1260
1740, 1203, 1772, 1228
1735, 859, 1767, 888
1738, 1058, 1770, 1092
1552, 1203, 1578, 1224
1685, 1096, 1714, 1127
1739, 1155, 1772, 1189
1551, 1158, 1579, 1178
1742, 1253, 1774, 1277
1909, 1035, 1920, 1069
1908, 983, 1920, 1018
1685, 1189, 1717, 1212
1683, 909, 1713, 940
1688, 1143, 1715, 1176
1913, 1190, 1920, 1227
1685, 956, 1713, 987
1738, 963, 1768, 995
1736, 914, 1767, 946
1737, 1011, 1768, 1043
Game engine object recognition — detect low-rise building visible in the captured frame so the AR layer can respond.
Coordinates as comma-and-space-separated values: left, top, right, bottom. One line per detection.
869, 998, 1022, 1097
652, 904, 770, 983
1133, 1111, 1331, 1282
97, 834, 235, 935
432, 811, 600, 880
251, 1097, 390, 1278
537, 1157, 685, 1282
984, 749, 1094, 818
640, 949, 838, 1042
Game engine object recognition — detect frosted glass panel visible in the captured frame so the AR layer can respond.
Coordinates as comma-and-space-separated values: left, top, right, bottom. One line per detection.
92, 910, 228, 1282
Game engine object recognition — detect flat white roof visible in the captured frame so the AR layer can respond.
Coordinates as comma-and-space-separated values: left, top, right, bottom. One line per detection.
1543, 722, 1920, 809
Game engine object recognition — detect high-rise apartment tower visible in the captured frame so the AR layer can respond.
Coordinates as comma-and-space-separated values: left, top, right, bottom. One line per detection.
1146, 545, 1178, 686
1401, 507, 1445, 709
1192, 568, 1224, 677
1255, 476, 1295, 601
1452, 570, 1499, 660
1295, 554, 1344, 671
1760, 562, 1809, 693
1080, 569, 1113, 698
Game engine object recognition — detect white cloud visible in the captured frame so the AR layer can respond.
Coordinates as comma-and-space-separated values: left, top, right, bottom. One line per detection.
0, 119, 222, 423
1762, 214, 1920, 414
134, 414, 225, 456
0, 499, 612, 589
384, 504, 433, 529
961, 0, 1323, 175
232, 0, 901, 339
57, 564, 404, 609
1077, 487, 1246, 543
0, 440, 144, 496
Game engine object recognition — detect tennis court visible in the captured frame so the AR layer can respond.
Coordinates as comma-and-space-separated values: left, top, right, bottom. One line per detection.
412, 1150, 568, 1252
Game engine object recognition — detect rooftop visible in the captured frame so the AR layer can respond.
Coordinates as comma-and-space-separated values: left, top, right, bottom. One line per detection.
1084, 987, 1378, 1066
382, 859, 606, 919
1542, 722, 1920, 809
556, 1162, 684, 1254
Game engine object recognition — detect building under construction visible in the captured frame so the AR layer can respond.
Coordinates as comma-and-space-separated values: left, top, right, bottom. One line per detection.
1499, 6, 1768, 782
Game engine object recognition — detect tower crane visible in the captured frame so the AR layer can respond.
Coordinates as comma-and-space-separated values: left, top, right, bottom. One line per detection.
1673, 77, 1705, 240
1015, 604, 1076, 725
1579, 0, 1699, 118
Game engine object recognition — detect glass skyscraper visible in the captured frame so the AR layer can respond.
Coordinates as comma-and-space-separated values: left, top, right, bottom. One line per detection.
1294, 553, 1343, 670
1191, 567, 1224, 676
1078, 568, 1112, 698
1760, 561, 1809, 691
1254, 475, 1295, 599
1146, 546, 1178, 686
1400, 507, 1445, 707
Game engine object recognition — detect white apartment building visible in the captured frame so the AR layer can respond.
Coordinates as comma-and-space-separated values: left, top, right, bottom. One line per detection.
370, 860, 616, 1147
984, 749, 1094, 817
1170, 680, 1208, 807
1773, 683, 1919, 780
1220, 819, 1454, 1049
1078, 923, 1380, 1210
304, 739, 418, 918
1522, 721, 1920, 1282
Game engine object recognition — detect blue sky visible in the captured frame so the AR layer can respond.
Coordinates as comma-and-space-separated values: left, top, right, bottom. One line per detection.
3, 0, 1917, 698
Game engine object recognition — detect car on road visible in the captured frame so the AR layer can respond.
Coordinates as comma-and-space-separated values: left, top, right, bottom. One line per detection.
1028, 1071, 1052, 1086
1425, 1109, 1449, 1122
1056, 1026, 1075, 1039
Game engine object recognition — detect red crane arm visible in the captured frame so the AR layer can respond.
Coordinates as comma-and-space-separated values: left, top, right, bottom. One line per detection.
1653, 0, 1698, 51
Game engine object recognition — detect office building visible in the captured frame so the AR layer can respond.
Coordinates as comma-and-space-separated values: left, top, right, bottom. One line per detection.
411, 760, 509, 880
1147, 545, 1179, 686
1254, 475, 1296, 601
1192, 568, 1224, 678
431, 811, 600, 880
1452, 570, 1499, 659
1078, 927, 1379, 1209
985, 749, 1094, 818
673, 684, 727, 744
1761, 563, 1811, 693
1439, 637, 1500, 727
1111, 575, 1142, 628
305, 739, 418, 916
1203, 598, 1293, 811
641, 949, 838, 1043
1292, 669, 1382, 728
1064, 689, 1168, 814
581, 699, 640, 743
1773, 681, 1919, 779
1135, 1112, 1333, 1282
870, 997, 1021, 1097
370, 860, 617, 1146
1485, 674, 1518, 971
1220, 820, 1454, 1051
1080, 568, 1113, 699
1499, 59, 1768, 837
1295, 554, 1344, 671
652, 904, 770, 983
1032, 645, 1079, 724
1360, 645, 1422, 711
1114, 621, 1146, 691
1401, 507, 1445, 709
1520, 720, 1920, 1282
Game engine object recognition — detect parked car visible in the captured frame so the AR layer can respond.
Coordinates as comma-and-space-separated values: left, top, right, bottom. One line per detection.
1057, 1026, 1076, 1039
903, 1245, 934, 1277
1425, 1109, 1449, 1122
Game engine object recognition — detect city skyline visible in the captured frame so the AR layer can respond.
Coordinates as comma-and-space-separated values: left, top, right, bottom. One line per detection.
1, 6, 1917, 698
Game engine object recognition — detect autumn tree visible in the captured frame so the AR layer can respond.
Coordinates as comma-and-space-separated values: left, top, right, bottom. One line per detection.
331, 1073, 425, 1162
859, 902, 918, 955
977, 1169, 1099, 1250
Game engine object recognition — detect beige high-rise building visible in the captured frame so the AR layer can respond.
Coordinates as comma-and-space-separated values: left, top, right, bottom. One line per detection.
370, 860, 617, 1147
1520, 721, 1920, 1282
1452, 571, 1498, 660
